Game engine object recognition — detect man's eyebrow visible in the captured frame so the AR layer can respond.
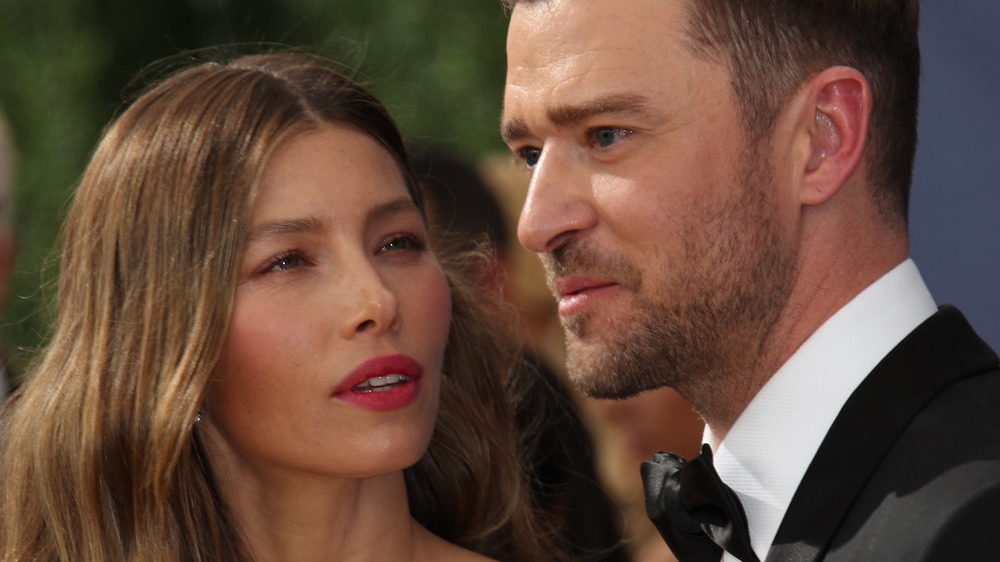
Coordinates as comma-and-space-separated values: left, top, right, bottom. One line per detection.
501, 93, 656, 144
501, 116, 532, 146
549, 93, 655, 127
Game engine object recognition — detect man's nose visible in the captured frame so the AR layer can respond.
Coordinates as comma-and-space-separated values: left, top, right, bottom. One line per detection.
516, 147, 597, 254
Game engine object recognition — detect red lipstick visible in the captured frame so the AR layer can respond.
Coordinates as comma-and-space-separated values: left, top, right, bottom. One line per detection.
333, 354, 423, 411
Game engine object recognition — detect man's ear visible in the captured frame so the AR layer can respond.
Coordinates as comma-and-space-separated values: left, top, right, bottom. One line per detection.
797, 66, 871, 206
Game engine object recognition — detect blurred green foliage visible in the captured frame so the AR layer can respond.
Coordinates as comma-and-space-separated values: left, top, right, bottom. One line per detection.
0, 0, 512, 372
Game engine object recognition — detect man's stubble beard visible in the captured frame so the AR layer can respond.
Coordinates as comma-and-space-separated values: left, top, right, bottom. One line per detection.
550, 148, 797, 403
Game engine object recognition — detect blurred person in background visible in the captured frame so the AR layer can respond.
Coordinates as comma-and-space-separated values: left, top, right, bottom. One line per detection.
0, 107, 17, 401
591, 388, 703, 562
413, 144, 629, 562
481, 153, 705, 562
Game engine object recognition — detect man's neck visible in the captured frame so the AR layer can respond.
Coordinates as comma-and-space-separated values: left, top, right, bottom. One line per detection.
696, 248, 911, 440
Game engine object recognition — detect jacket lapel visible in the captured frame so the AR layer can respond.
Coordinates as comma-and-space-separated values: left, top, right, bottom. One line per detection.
765, 305, 999, 561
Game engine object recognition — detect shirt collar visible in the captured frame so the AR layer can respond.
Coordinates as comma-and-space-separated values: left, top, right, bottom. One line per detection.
707, 258, 937, 560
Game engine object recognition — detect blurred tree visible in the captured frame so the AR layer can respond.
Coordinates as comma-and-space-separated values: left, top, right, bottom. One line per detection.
0, 0, 511, 373
0, 0, 109, 371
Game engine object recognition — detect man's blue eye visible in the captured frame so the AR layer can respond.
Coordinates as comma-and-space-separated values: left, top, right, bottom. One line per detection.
594, 128, 624, 148
519, 147, 542, 167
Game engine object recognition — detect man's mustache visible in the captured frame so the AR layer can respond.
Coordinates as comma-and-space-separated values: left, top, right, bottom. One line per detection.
541, 241, 642, 291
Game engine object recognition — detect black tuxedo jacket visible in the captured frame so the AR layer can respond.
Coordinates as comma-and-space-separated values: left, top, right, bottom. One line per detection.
766, 305, 1000, 561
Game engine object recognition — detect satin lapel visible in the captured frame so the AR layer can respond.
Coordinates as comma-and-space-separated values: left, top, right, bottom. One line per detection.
765, 305, 999, 562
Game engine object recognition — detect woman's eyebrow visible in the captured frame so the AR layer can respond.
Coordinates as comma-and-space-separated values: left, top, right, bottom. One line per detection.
245, 197, 417, 243
247, 216, 323, 243
364, 196, 420, 229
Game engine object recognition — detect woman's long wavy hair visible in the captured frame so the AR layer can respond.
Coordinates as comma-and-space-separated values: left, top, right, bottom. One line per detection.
0, 51, 554, 562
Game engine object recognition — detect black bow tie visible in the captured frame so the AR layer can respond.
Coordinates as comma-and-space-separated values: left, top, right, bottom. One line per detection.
641, 444, 761, 562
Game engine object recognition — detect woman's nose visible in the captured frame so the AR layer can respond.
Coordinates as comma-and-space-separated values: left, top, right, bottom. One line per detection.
339, 267, 400, 339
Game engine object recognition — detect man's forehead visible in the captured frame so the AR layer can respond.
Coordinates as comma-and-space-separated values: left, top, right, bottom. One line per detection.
504, 0, 695, 92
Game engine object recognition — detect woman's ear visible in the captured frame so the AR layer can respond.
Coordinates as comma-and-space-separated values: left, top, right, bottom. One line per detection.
798, 66, 871, 206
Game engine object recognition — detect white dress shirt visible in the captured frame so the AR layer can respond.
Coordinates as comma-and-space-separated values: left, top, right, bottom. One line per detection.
704, 259, 938, 561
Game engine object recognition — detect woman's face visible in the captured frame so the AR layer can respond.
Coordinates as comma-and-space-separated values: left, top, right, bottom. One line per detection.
202, 124, 452, 482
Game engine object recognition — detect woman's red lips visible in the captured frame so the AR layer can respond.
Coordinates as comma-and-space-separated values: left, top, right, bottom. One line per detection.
333, 354, 423, 411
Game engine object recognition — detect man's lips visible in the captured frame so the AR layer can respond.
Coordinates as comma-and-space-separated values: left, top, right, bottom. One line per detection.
554, 275, 619, 316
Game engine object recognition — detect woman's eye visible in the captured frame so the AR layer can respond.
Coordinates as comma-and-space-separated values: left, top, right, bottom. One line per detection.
592, 127, 630, 148
380, 235, 423, 253
517, 147, 542, 168
267, 253, 304, 272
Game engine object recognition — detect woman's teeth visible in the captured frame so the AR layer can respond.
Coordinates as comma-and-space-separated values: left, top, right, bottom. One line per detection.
353, 374, 411, 393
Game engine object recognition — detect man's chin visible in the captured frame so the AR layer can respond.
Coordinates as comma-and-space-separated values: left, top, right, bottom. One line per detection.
564, 341, 604, 392
566, 347, 663, 400
570, 371, 668, 400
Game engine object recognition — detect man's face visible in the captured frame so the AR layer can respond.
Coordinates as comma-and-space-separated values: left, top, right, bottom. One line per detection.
502, 0, 797, 399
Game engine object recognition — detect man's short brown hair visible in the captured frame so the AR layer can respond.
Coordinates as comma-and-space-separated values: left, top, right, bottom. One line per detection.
503, 0, 921, 225
684, 0, 920, 225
